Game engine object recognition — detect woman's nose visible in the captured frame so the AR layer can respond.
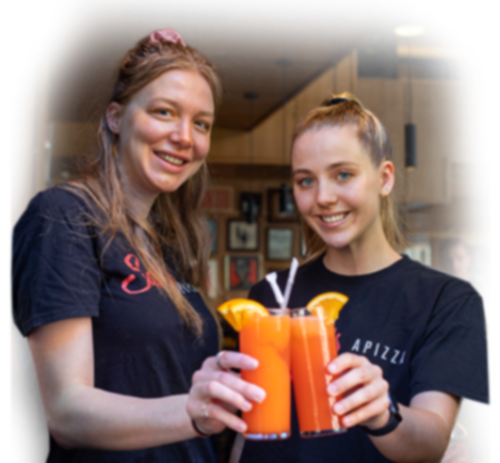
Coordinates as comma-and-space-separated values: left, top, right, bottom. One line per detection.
316, 180, 338, 206
170, 119, 193, 148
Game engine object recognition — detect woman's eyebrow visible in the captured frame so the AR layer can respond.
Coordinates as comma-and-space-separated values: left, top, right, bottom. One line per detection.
293, 161, 356, 175
150, 97, 214, 118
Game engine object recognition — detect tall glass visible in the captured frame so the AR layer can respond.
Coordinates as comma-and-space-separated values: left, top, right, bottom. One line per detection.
290, 308, 346, 437
239, 309, 291, 440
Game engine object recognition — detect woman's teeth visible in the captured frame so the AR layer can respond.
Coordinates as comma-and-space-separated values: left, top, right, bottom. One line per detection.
321, 213, 346, 223
158, 153, 185, 165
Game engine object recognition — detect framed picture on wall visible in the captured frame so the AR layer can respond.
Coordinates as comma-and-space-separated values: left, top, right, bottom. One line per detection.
227, 219, 259, 251
224, 255, 262, 291
266, 227, 294, 261
206, 259, 218, 299
201, 186, 234, 212
207, 219, 218, 254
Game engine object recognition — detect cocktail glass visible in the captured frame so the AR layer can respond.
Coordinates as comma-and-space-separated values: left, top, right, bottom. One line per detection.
239, 309, 291, 440
290, 308, 346, 437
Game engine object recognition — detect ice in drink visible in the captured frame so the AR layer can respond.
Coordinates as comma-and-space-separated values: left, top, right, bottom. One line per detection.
239, 311, 291, 440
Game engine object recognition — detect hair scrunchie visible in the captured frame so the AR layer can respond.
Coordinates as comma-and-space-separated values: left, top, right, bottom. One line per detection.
327, 97, 348, 106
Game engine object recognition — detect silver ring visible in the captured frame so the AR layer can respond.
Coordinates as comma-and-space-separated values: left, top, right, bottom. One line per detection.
201, 402, 209, 418
216, 351, 227, 370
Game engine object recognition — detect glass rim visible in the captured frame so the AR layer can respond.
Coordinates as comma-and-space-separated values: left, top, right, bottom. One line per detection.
267, 308, 289, 316
288, 308, 313, 317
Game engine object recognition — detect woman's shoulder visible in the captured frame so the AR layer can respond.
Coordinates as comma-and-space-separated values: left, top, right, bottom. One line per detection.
25, 183, 92, 213
15, 184, 96, 231
400, 255, 480, 299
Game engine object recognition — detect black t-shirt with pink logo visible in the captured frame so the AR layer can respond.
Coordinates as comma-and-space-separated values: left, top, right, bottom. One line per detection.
240, 254, 489, 463
13, 186, 219, 463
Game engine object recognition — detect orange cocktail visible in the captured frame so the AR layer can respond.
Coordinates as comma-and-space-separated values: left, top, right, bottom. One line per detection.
290, 308, 345, 437
239, 310, 291, 440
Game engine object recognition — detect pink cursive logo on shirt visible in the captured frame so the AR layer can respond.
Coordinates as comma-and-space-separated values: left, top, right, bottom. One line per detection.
121, 254, 160, 295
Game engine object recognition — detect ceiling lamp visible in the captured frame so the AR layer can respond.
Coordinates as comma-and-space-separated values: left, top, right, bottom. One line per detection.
242, 91, 260, 224
394, 25, 425, 37
276, 59, 295, 215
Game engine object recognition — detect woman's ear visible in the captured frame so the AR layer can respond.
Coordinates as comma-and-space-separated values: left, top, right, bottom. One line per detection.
379, 160, 395, 197
105, 102, 123, 134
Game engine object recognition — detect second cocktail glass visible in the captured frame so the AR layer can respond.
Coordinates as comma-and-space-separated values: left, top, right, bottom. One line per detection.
239, 309, 291, 440
290, 308, 346, 437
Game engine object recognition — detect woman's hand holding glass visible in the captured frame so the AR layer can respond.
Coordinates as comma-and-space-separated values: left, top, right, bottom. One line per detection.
327, 352, 390, 430
187, 351, 266, 436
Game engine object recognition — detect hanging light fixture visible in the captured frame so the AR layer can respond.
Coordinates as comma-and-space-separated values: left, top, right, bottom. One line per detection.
395, 25, 423, 170
242, 91, 260, 224
394, 18, 426, 37
276, 59, 295, 214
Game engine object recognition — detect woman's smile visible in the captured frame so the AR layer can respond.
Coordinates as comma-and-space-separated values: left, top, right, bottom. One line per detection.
318, 211, 349, 225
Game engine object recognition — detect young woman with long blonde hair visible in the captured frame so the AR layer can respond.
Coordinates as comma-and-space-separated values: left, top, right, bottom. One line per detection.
236, 93, 489, 462
12, 29, 264, 462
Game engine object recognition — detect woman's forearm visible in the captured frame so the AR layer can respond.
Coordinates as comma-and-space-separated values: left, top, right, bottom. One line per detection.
370, 403, 453, 463
48, 387, 196, 450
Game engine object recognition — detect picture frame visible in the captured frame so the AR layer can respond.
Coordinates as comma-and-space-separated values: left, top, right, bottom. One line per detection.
201, 186, 234, 212
227, 219, 259, 251
266, 227, 294, 261
267, 188, 299, 222
206, 259, 219, 299
207, 219, 218, 255
224, 255, 262, 291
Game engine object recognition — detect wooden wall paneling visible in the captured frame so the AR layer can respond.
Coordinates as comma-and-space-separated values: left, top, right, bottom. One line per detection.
334, 51, 357, 94
357, 78, 463, 206
209, 53, 353, 165
357, 78, 411, 179
405, 80, 463, 205
51, 122, 98, 159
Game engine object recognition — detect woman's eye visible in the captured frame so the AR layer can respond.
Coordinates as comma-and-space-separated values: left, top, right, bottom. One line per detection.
337, 171, 352, 181
194, 120, 210, 131
298, 177, 313, 187
158, 109, 172, 116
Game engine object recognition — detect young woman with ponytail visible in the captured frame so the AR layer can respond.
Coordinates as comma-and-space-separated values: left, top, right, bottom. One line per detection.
238, 93, 489, 462
12, 29, 265, 462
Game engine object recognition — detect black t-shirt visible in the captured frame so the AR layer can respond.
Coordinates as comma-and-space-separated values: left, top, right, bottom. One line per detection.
241, 255, 489, 463
12, 186, 219, 463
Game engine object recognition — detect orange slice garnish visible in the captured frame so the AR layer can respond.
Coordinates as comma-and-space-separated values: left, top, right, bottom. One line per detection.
306, 292, 349, 325
217, 298, 269, 332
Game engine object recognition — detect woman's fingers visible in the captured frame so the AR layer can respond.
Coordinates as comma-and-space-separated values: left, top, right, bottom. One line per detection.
327, 354, 383, 396
208, 351, 259, 372
192, 401, 248, 433
327, 352, 369, 376
193, 369, 266, 405
342, 394, 390, 428
333, 378, 389, 420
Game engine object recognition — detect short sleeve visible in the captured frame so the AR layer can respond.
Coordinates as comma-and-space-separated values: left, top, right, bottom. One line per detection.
410, 281, 489, 403
12, 188, 101, 336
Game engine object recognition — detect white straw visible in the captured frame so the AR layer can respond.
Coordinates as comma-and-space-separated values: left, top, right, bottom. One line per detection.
282, 257, 299, 310
265, 272, 285, 307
